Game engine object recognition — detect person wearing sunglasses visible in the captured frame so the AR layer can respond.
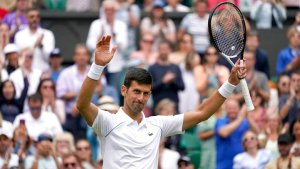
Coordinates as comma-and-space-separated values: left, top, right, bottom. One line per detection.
62, 152, 83, 169
233, 130, 272, 169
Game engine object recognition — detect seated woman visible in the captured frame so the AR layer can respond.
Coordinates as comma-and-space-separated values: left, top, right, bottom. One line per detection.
53, 132, 75, 164
233, 130, 272, 169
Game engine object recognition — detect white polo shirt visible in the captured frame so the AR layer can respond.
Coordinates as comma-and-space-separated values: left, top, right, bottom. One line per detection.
92, 108, 184, 169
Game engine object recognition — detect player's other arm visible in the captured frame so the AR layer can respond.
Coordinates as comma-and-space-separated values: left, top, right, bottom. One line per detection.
76, 36, 116, 126
182, 60, 246, 130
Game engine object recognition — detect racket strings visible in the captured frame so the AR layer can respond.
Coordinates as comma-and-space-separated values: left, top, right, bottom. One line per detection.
211, 5, 245, 57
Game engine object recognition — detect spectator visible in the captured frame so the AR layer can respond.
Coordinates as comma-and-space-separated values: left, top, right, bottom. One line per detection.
140, 0, 176, 51
246, 31, 270, 79
294, 11, 300, 32
96, 96, 119, 114
0, 79, 28, 123
279, 71, 300, 127
12, 120, 32, 165
114, 0, 141, 58
86, 0, 128, 90
178, 0, 209, 57
45, 48, 64, 84
169, 33, 200, 66
66, 0, 100, 12
233, 130, 272, 169
62, 152, 84, 169
265, 133, 300, 169
13, 93, 63, 140
129, 33, 158, 69
141, 0, 153, 12
250, 0, 286, 29
9, 48, 41, 101
197, 46, 230, 101
232, 50, 270, 105
2, 0, 29, 41
178, 50, 201, 114
37, 78, 65, 124
197, 98, 223, 169
148, 41, 185, 114
0, 113, 18, 169
164, 0, 190, 12
177, 156, 194, 169
24, 133, 60, 169
289, 118, 300, 156
75, 139, 97, 169
15, 7, 55, 71
158, 137, 180, 169
265, 113, 281, 159
276, 26, 300, 75
277, 73, 291, 97
53, 132, 75, 163
215, 99, 259, 169
3, 43, 19, 75
56, 44, 90, 140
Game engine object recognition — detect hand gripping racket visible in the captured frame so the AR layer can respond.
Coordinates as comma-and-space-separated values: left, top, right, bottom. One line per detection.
208, 2, 254, 111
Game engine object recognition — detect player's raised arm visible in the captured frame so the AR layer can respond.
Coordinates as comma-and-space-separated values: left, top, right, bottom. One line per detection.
182, 59, 246, 130
76, 36, 116, 126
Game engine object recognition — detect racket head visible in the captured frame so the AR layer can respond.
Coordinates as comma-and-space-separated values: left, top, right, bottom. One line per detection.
208, 2, 247, 59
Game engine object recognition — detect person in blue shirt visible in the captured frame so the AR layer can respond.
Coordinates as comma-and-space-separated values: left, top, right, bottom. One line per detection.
215, 99, 259, 169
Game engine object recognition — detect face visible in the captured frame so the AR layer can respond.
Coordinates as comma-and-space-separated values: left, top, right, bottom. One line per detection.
122, 81, 151, 115
2, 81, 15, 100
267, 114, 280, 132
195, 1, 207, 18
76, 140, 91, 161
27, 10, 40, 29
22, 51, 33, 69
181, 34, 193, 52
152, 7, 164, 18
28, 100, 42, 119
104, 5, 116, 21
49, 56, 63, 67
243, 51, 255, 69
6, 52, 19, 68
40, 80, 55, 98
158, 43, 171, 61
73, 46, 90, 67
278, 143, 292, 157
293, 122, 300, 139
159, 105, 176, 116
0, 23, 9, 35
56, 140, 71, 155
289, 32, 300, 47
251, 90, 262, 107
278, 75, 290, 95
0, 135, 10, 154
17, 0, 28, 11
204, 47, 218, 64
167, 0, 178, 6
63, 156, 80, 169
140, 35, 154, 50
38, 140, 52, 156
243, 131, 258, 151
291, 73, 300, 93
225, 99, 240, 120
246, 35, 259, 51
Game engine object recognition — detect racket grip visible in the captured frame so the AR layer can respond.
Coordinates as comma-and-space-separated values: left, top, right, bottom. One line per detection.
240, 79, 255, 111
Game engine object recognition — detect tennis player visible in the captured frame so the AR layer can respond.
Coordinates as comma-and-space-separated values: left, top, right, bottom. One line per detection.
76, 35, 246, 168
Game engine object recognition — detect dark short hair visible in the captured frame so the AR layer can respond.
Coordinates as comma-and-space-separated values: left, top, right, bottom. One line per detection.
123, 68, 152, 88
28, 93, 43, 103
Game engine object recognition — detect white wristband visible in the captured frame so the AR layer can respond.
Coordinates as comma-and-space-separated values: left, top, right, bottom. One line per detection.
87, 63, 105, 80
218, 80, 236, 98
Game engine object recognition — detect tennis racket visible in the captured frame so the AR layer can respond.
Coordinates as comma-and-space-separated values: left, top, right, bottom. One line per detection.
208, 2, 254, 111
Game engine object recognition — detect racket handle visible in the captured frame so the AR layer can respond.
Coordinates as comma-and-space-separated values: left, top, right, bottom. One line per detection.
240, 79, 255, 111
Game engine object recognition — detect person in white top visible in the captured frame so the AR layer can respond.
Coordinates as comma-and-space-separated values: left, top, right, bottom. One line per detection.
14, 7, 55, 71
13, 93, 63, 140
164, 0, 190, 12
76, 35, 247, 169
233, 130, 272, 169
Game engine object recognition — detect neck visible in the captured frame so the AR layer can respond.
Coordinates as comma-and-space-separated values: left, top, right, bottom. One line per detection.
29, 27, 38, 33
247, 148, 258, 157
157, 59, 169, 65
51, 65, 61, 71
122, 107, 143, 124
291, 44, 299, 51
77, 65, 86, 74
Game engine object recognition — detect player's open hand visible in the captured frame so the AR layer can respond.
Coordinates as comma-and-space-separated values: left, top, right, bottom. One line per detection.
95, 35, 117, 66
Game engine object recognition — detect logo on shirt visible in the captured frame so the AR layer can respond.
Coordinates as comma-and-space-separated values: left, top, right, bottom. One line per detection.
148, 132, 153, 136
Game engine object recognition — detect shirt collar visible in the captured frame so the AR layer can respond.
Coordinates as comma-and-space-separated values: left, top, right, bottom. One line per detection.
117, 108, 147, 127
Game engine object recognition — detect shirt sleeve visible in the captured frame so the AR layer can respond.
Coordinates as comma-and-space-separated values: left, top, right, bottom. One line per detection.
233, 154, 243, 169
149, 114, 184, 137
92, 108, 114, 137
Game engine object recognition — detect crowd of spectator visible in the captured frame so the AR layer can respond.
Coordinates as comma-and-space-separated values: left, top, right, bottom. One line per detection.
0, 0, 299, 169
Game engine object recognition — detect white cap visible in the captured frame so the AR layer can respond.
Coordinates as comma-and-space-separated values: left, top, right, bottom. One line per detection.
3, 43, 19, 55
0, 121, 13, 139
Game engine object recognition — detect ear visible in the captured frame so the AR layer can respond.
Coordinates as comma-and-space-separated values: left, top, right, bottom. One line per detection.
121, 85, 127, 97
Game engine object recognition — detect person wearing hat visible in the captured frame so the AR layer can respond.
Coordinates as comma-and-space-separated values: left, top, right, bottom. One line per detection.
45, 48, 64, 83
3, 43, 19, 75
0, 116, 19, 169
177, 156, 194, 169
24, 133, 60, 169
265, 133, 300, 169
